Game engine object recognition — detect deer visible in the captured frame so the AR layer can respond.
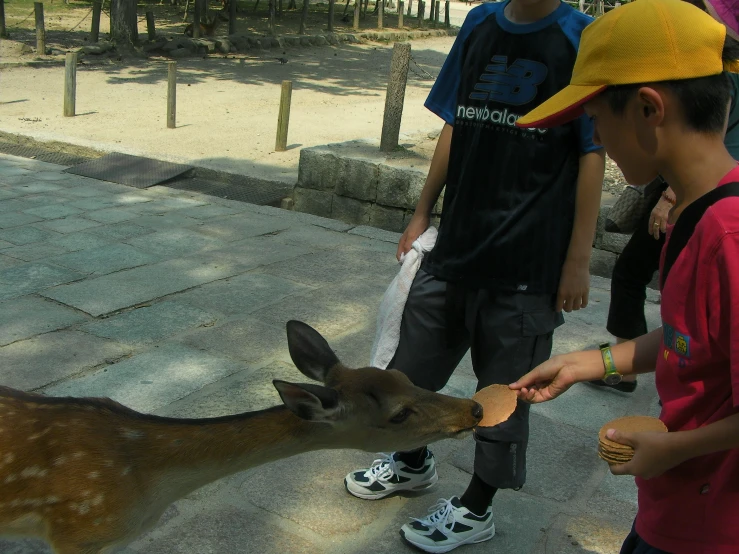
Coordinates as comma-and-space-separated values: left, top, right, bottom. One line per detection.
0, 320, 483, 554
184, 10, 228, 37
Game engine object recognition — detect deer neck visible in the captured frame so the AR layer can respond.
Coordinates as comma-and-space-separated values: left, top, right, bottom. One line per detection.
138, 407, 335, 499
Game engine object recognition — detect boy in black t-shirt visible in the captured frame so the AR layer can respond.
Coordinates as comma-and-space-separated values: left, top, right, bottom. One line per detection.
344, 0, 605, 551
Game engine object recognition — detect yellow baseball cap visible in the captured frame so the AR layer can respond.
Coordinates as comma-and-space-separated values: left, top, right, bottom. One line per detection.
516, 0, 728, 129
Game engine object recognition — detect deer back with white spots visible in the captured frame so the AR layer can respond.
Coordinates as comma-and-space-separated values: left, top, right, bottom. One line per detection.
0, 321, 483, 554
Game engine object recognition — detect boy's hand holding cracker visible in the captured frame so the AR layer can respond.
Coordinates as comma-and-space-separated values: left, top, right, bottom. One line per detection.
510, 349, 604, 403
604, 428, 684, 479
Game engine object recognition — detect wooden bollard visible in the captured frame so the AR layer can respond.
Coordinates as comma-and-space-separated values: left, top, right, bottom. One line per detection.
428, 0, 434, 23
378, 0, 383, 28
91, 1, 102, 42
146, 11, 156, 40
380, 42, 411, 152
328, 0, 335, 31
418, 0, 424, 26
434, 0, 439, 26
167, 62, 176, 129
444, 0, 449, 27
63, 52, 77, 117
275, 80, 293, 152
35, 3, 45, 55
0, 0, 7, 39
398, 0, 403, 27
353, 0, 360, 30
229, 0, 237, 33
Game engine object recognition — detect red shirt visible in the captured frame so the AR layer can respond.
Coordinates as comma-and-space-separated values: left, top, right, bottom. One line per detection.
635, 167, 739, 553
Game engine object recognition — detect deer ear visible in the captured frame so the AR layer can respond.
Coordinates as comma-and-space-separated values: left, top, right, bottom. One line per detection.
273, 380, 340, 422
285, 321, 340, 382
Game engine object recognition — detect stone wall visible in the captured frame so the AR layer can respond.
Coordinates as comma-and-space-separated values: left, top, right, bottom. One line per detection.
292, 142, 658, 287
293, 141, 443, 233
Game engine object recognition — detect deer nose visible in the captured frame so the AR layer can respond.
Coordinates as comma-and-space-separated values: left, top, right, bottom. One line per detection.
472, 402, 483, 420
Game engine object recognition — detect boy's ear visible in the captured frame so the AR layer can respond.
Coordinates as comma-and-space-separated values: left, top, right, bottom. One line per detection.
636, 87, 666, 127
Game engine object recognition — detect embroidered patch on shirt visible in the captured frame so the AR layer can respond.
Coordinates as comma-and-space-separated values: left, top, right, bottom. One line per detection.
675, 333, 691, 358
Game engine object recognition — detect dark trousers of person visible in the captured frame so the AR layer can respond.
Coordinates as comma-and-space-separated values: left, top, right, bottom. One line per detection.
606, 187, 666, 340
620, 523, 671, 554
388, 270, 563, 489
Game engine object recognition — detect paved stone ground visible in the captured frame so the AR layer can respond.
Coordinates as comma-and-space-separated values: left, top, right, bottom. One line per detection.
0, 152, 662, 554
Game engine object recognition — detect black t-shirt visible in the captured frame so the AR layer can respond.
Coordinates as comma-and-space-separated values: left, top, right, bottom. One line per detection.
423, 1, 600, 294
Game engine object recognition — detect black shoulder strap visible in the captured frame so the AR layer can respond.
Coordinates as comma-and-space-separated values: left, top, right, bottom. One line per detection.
662, 182, 739, 289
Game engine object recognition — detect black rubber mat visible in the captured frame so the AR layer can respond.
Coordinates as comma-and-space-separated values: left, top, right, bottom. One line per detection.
64, 153, 192, 188
0, 141, 91, 167
166, 176, 291, 206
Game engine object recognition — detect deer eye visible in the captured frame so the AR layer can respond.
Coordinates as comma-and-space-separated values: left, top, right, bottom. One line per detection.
390, 408, 412, 424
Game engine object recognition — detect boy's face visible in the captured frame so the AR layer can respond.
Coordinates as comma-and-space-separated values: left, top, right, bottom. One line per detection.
584, 94, 661, 186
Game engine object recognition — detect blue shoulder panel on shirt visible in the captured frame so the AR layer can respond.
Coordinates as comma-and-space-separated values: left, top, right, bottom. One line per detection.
424, 2, 502, 125
557, 7, 601, 153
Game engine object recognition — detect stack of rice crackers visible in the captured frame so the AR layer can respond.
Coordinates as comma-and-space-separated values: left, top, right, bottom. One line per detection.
598, 415, 668, 465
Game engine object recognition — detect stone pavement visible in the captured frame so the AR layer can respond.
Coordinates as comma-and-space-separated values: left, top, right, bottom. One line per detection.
0, 152, 662, 554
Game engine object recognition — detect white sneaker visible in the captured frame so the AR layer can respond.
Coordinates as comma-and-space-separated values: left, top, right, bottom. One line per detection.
344, 451, 438, 500
400, 496, 495, 553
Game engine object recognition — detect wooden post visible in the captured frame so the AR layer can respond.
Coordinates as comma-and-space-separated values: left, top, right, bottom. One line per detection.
91, 1, 102, 42
353, 0, 359, 29
444, 0, 449, 27
167, 62, 176, 129
299, 0, 308, 33
418, 0, 424, 27
229, 0, 237, 32
377, 0, 382, 28
428, 0, 434, 23
63, 52, 77, 117
433, 0, 439, 27
328, 0, 334, 31
380, 42, 411, 152
398, 0, 403, 27
34, 3, 45, 55
275, 80, 292, 152
0, 0, 7, 39
146, 11, 156, 40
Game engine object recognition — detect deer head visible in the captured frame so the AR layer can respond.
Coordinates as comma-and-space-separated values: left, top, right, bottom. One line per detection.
274, 321, 483, 452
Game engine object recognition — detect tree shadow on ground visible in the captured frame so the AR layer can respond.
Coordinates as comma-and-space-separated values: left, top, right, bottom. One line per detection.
89, 42, 445, 95
4, 0, 450, 95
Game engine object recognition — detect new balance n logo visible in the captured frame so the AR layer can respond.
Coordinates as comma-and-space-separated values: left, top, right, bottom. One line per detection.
470, 55, 548, 106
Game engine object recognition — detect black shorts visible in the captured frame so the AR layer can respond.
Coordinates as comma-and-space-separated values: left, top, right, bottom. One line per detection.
389, 269, 563, 489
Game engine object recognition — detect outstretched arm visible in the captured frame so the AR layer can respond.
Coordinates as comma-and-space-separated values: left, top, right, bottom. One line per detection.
510, 328, 663, 403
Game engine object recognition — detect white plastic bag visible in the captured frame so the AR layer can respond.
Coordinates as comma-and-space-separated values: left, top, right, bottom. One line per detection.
370, 227, 438, 369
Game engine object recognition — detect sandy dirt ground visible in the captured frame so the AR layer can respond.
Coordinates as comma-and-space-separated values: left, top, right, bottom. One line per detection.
0, 37, 453, 183
0, 0, 626, 189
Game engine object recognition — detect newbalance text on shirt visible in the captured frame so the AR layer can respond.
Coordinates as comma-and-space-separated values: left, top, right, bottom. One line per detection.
455, 104, 547, 134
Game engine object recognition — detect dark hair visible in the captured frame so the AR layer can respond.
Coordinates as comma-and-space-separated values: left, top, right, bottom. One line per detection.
602, 37, 739, 134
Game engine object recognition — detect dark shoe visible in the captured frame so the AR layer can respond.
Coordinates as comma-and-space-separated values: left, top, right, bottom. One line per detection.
587, 379, 638, 393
